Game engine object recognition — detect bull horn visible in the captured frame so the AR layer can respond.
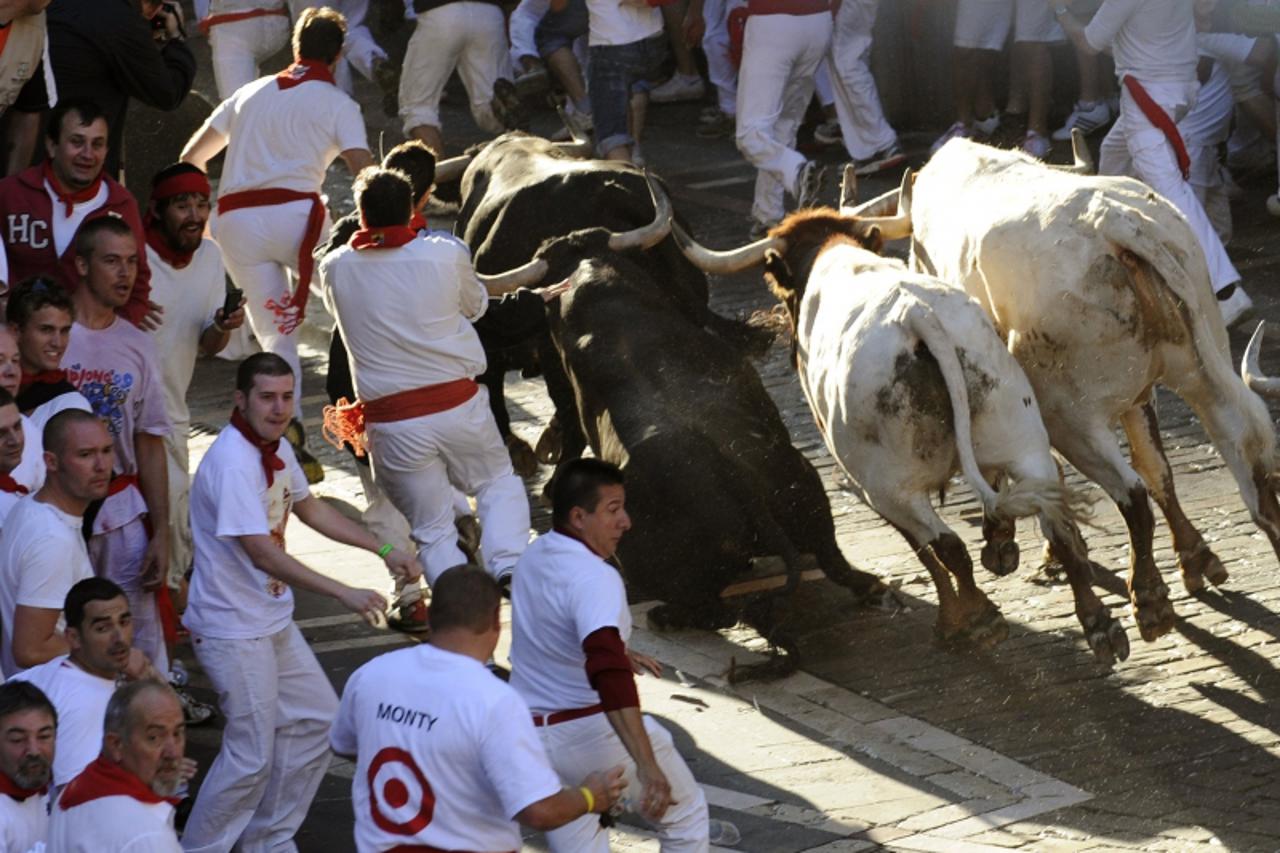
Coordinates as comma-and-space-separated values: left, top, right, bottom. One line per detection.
842, 187, 898, 217
434, 154, 473, 184
477, 257, 550, 296
1242, 321, 1280, 398
671, 220, 785, 275
606, 171, 673, 251
552, 105, 594, 159
856, 168, 913, 240
839, 164, 858, 210
1046, 128, 1095, 175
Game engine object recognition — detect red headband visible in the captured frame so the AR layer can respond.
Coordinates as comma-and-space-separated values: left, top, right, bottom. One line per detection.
151, 171, 212, 203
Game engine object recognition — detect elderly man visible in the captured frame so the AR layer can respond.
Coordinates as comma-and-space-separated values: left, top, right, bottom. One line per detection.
49, 681, 187, 852
0, 681, 56, 853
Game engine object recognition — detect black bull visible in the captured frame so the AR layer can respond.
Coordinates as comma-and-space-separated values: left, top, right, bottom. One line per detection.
456, 135, 886, 662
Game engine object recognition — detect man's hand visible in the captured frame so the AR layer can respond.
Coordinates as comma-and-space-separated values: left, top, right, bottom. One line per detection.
383, 549, 422, 584
581, 766, 627, 813
536, 278, 574, 302
215, 302, 246, 332
339, 586, 388, 627
139, 300, 165, 331
628, 649, 662, 678
179, 757, 198, 783
635, 762, 675, 821
143, 0, 185, 42
140, 533, 169, 592
123, 648, 162, 682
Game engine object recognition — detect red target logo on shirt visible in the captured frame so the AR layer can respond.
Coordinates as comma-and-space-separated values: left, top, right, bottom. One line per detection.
367, 747, 435, 834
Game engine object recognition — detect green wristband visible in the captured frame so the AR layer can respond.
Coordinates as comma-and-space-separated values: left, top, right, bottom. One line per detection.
377, 543, 394, 559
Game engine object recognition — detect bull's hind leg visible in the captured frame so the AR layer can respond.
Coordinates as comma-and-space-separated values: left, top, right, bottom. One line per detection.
1042, 516, 1131, 664
982, 482, 1021, 577
1121, 402, 1228, 594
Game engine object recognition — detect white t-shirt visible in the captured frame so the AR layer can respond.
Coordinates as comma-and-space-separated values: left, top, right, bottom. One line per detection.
331, 644, 562, 853
510, 531, 632, 714
146, 240, 226, 429
1085, 0, 1197, 83
184, 425, 310, 639
0, 789, 48, 853
49, 793, 180, 853
43, 180, 109, 258
0, 499, 94, 678
10, 414, 45, 494
319, 235, 488, 402
63, 320, 171, 477
585, 0, 662, 46
204, 74, 368, 196
11, 657, 114, 787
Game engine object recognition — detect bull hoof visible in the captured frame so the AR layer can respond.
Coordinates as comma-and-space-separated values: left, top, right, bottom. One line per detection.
1130, 582, 1176, 642
534, 417, 563, 464
981, 539, 1020, 577
938, 602, 1008, 650
505, 434, 540, 478
1179, 543, 1229, 595
1081, 608, 1130, 665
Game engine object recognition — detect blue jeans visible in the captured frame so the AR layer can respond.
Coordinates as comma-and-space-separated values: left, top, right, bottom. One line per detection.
588, 33, 667, 155
535, 0, 588, 56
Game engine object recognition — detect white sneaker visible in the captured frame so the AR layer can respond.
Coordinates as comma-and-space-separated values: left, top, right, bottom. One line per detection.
972, 111, 1001, 137
1218, 284, 1254, 329
930, 121, 970, 156
708, 819, 741, 846
1021, 130, 1051, 159
813, 119, 842, 146
793, 159, 826, 209
650, 73, 705, 104
1051, 100, 1113, 141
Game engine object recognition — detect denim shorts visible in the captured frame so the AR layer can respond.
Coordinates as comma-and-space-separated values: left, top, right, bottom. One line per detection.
535, 0, 589, 57
588, 32, 668, 155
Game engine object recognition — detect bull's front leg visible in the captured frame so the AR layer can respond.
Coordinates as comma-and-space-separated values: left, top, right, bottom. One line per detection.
1121, 403, 1228, 594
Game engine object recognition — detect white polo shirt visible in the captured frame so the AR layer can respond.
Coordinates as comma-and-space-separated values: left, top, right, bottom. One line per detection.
331, 644, 562, 853
50, 787, 180, 853
585, 0, 662, 46
184, 425, 310, 639
1085, 0, 1197, 83
0, 787, 48, 853
11, 656, 115, 787
509, 531, 632, 714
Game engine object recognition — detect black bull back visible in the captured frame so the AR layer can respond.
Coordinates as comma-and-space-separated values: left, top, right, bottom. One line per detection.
456, 134, 885, 662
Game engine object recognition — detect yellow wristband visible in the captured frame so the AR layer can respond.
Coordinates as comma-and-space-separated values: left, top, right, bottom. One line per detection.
579, 785, 595, 813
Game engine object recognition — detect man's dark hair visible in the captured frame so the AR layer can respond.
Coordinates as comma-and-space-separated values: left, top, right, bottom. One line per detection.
0, 681, 56, 730
150, 163, 209, 215
74, 214, 134, 260
293, 6, 346, 64
6, 276, 74, 328
383, 141, 436, 203
428, 566, 499, 634
236, 352, 294, 396
354, 168, 413, 229
46, 98, 108, 145
43, 409, 105, 458
551, 458, 626, 526
65, 577, 127, 632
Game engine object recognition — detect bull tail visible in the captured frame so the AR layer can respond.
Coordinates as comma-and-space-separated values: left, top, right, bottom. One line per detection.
990, 476, 1096, 530
903, 303, 1000, 516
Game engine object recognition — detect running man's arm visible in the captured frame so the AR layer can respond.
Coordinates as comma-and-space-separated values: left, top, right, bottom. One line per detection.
291, 494, 420, 582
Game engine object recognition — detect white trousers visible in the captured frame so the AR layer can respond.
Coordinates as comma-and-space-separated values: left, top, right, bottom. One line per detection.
1183, 64, 1234, 245
366, 390, 530, 586
89, 518, 169, 675
540, 713, 709, 853
1098, 80, 1241, 292
700, 0, 741, 115
399, 1, 512, 135
209, 14, 291, 99
165, 424, 194, 585
736, 12, 831, 224
181, 623, 338, 853
826, 0, 895, 160
212, 200, 333, 419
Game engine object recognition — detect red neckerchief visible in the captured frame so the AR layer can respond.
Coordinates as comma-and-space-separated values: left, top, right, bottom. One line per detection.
229, 407, 286, 487
553, 526, 606, 559
41, 159, 104, 217
350, 225, 417, 251
409, 211, 427, 233
57, 756, 179, 809
0, 770, 46, 802
19, 369, 68, 394
143, 217, 196, 269
276, 59, 335, 90
0, 473, 29, 495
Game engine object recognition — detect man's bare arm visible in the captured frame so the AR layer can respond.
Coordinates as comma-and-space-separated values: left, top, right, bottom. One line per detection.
11, 606, 67, 669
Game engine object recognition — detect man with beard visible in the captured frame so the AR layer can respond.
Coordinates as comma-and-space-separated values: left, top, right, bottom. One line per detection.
144, 163, 246, 593
0, 409, 110, 678
12, 578, 156, 792
49, 680, 187, 852
0, 681, 56, 853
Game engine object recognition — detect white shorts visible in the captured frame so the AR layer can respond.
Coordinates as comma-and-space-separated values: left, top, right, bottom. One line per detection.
954, 0, 1061, 49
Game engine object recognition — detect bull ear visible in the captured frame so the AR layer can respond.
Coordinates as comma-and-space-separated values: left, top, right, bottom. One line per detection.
763, 249, 793, 292
864, 224, 883, 253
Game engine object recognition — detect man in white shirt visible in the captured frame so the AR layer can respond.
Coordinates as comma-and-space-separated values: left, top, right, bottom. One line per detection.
49, 680, 185, 853
318, 168, 531, 589
0, 681, 55, 853
0, 409, 111, 678
332, 567, 626, 852
13, 578, 155, 792
0, 388, 31, 524
1053, 0, 1253, 327
64, 215, 173, 675
180, 352, 417, 853
0, 325, 46, 497
180, 7, 374, 433
510, 458, 730, 852
143, 162, 246, 592
8, 277, 92, 437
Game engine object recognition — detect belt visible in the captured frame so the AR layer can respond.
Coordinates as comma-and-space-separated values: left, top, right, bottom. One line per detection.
1121, 75, 1190, 181
531, 703, 604, 727
198, 6, 287, 35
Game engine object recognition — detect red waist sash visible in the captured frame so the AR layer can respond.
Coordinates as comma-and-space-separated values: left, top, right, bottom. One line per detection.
1121, 75, 1190, 181
198, 6, 287, 35
322, 379, 479, 456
